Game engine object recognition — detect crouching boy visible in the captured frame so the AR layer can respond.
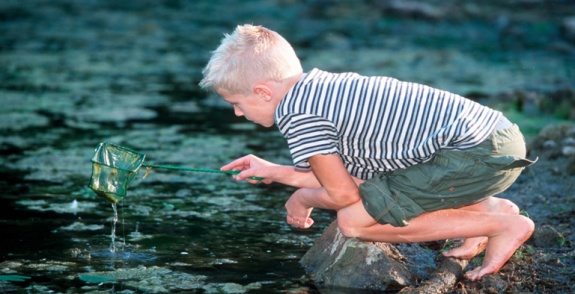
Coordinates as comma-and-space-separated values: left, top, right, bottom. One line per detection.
199, 24, 536, 280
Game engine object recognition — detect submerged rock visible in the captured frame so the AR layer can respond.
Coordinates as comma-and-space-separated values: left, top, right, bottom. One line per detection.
83, 265, 206, 293
202, 282, 263, 293
56, 222, 105, 232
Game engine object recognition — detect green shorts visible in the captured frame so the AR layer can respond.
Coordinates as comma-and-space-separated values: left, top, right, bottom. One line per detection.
359, 124, 536, 227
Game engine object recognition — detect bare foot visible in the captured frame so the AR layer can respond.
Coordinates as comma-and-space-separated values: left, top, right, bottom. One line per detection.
464, 216, 534, 281
444, 198, 519, 260
443, 237, 488, 259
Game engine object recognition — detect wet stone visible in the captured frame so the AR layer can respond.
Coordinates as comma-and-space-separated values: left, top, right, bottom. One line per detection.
84, 265, 206, 293
56, 222, 105, 232
16, 200, 99, 215
300, 221, 418, 292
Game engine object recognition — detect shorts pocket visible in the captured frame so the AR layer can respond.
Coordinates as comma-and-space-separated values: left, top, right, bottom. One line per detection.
359, 176, 425, 227
482, 155, 538, 170
425, 150, 478, 193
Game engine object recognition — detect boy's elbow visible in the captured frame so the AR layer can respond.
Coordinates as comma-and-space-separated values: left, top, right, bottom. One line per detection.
331, 188, 361, 208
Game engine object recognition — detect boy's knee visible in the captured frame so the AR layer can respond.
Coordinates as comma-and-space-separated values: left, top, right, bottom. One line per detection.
483, 197, 520, 215
499, 198, 520, 215
336, 211, 360, 238
520, 214, 535, 233
336, 219, 356, 238
506, 214, 535, 239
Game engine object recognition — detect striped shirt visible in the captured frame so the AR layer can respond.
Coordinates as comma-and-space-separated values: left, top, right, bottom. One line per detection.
274, 68, 502, 179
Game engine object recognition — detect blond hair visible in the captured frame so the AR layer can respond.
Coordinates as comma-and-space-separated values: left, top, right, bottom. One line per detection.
199, 24, 302, 95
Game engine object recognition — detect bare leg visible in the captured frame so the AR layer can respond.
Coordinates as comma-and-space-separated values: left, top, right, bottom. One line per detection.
442, 197, 520, 259
463, 211, 534, 281
337, 201, 534, 281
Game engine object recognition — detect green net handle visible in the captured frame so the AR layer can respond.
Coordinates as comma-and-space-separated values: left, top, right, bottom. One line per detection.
142, 164, 264, 181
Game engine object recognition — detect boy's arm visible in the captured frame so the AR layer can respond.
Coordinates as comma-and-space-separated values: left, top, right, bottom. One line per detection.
221, 154, 323, 188
285, 153, 362, 228
308, 153, 362, 208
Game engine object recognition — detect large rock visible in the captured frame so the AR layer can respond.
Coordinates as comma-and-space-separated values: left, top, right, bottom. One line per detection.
300, 221, 471, 292
300, 221, 414, 292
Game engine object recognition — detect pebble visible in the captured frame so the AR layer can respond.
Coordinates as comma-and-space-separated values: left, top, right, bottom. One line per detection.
562, 146, 575, 156
543, 140, 557, 149
562, 137, 575, 146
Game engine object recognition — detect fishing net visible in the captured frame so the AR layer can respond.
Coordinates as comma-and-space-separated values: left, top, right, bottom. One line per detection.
89, 142, 262, 203
90, 142, 146, 203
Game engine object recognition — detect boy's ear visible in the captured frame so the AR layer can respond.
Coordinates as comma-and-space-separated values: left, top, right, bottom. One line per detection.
254, 84, 272, 102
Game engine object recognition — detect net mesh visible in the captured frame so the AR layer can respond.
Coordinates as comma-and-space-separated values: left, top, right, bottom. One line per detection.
89, 142, 146, 203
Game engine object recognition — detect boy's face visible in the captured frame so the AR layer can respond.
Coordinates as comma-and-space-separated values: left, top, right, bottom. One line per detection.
217, 89, 276, 127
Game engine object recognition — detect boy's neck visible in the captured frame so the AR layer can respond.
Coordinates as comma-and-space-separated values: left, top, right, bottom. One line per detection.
277, 73, 302, 99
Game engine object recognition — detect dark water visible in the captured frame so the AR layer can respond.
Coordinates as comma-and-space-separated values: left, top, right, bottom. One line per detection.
0, 93, 334, 292
0, 159, 334, 293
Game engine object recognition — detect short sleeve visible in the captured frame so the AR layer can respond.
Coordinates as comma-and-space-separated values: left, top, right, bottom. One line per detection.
276, 113, 340, 170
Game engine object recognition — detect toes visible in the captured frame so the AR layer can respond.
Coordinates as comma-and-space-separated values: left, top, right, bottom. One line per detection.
464, 266, 482, 281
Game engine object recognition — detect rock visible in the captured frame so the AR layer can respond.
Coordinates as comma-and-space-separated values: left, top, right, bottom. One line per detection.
562, 146, 575, 156
567, 157, 575, 175
528, 225, 567, 248
479, 274, 510, 293
560, 16, 575, 44
300, 221, 414, 292
300, 221, 472, 292
531, 124, 575, 148
542, 140, 557, 150
399, 257, 468, 294
562, 137, 575, 146
0, 260, 23, 270
379, 0, 445, 20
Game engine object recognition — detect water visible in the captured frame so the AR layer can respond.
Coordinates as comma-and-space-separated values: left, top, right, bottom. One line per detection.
0, 84, 336, 292
0, 96, 333, 292
0, 182, 332, 293
109, 203, 119, 253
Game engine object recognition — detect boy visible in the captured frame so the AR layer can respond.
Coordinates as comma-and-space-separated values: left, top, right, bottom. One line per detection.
199, 24, 535, 281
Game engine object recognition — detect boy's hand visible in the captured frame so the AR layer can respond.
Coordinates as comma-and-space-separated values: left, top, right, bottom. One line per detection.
221, 154, 274, 184
285, 189, 315, 229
